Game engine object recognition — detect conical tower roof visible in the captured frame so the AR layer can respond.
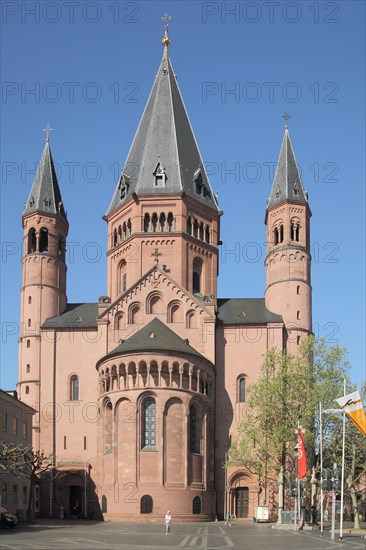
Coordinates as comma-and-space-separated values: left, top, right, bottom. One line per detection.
23, 139, 66, 220
106, 37, 219, 216
267, 126, 308, 210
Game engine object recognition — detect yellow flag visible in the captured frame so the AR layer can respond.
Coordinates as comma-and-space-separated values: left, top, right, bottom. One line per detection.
336, 390, 366, 436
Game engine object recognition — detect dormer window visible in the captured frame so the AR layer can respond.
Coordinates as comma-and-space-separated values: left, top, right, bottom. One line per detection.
193, 168, 204, 196
153, 163, 166, 187
293, 183, 299, 196
275, 186, 281, 199
118, 173, 129, 200
29, 195, 34, 207
44, 196, 51, 207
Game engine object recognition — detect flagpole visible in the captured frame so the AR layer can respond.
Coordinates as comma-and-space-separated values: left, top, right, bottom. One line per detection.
339, 380, 346, 541
320, 402, 324, 537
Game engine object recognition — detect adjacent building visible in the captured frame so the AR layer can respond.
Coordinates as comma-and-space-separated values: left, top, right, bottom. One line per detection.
0, 390, 35, 518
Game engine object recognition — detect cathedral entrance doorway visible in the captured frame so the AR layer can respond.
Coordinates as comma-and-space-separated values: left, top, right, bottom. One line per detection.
235, 487, 249, 518
69, 485, 82, 518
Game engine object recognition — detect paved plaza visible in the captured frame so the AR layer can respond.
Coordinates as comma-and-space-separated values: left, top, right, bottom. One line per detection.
0, 520, 365, 550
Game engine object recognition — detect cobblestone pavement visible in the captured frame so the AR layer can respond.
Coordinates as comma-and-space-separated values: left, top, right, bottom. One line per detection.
1, 520, 365, 550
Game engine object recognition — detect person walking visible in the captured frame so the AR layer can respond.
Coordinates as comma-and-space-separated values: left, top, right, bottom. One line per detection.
225, 512, 232, 526
165, 511, 172, 534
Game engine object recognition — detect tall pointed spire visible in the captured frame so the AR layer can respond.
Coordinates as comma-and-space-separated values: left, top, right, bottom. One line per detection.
23, 137, 67, 220
106, 29, 219, 216
267, 126, 308, 209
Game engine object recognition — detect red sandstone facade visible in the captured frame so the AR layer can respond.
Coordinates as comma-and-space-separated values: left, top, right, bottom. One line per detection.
17, 34, 312, 521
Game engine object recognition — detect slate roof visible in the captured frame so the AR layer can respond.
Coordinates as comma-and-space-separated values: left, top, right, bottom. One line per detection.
267, 126, 308, 209
217, 298, 283, 325
42, 303, 98, 328
106, 44, 219, 216
23, 139, 67, 220
99, 318, 207, 364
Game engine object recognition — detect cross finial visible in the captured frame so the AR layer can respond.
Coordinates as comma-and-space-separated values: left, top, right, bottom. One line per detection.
161, 13, 172, 47
43, 124, 54, 141
151, 247, 162, 266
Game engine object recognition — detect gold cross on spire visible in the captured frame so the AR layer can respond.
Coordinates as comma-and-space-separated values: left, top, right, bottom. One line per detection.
43, 124, 54, 141
161, 13, 172, 47
151, 247, 162, 266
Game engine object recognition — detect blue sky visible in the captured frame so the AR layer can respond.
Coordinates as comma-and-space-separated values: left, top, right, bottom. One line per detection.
1, 1, 365, 390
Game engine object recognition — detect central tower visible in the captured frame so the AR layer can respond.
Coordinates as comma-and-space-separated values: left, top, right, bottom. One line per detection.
104, 27, 221, 304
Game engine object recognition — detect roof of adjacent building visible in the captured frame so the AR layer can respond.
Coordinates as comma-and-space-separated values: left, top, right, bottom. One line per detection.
23, 139, 67, 220
99, 317, 208, 364
267, 126, 308, 209
217, 298, 283, 325
42, 303, 98, 328
106, 42, 219, 216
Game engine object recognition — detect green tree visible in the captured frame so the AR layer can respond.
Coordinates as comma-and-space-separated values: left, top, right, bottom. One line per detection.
229, 337, 350, 503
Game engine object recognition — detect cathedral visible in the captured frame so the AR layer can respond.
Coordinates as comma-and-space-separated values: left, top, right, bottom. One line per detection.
17, 27, 312, 521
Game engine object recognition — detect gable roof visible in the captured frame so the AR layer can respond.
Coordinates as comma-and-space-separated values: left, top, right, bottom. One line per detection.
106, 43, 219, 216
98, 317, 208, 365
23, 139, 67, 220
217, 298, 283, 325
42, 303, 98, 329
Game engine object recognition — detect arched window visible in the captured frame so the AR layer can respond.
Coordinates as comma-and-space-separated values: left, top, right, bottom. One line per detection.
199, 222, 204, 241
70, 376, 79, 401
238, 377, 246, 403
104, 401, 113, 453
297, 310, 300, 320
159, 213, 166, 232
279, 224, 284, 243
297, 335, 301, 345
193, 258, 202, 294
144, 213, 150, 232
101, 495, 107, 513
27, 319, 31, 327
25, 386, 30, 395
28, 228, 36, 254
26, 364, 30, 373
152, 213, 158, 232
118, 226, 122, 243
142, 398, 156, 448
123, 222, 127, 240
189, 405, 198, 452
193, 496, 201, 514
39, 228, 48, 253
193, 220, 198, 238
28, 296, 32, 304
187, 216, 192, 235
167, 301, 182, 323
127, 218, 132, 237
113, 229, 117, 247
140, 495, 153, 514
186, 310, 197, 329
205, 225, 210, 244
118, 260, 127, 295
26, 340, 30, 348
274, 227, 279, 245
129, 303, 142, 325
147, 292, 163, 314
167, 212, 173, 231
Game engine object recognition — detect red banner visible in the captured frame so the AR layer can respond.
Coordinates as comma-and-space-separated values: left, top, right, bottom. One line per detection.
297, 428, 307, 479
